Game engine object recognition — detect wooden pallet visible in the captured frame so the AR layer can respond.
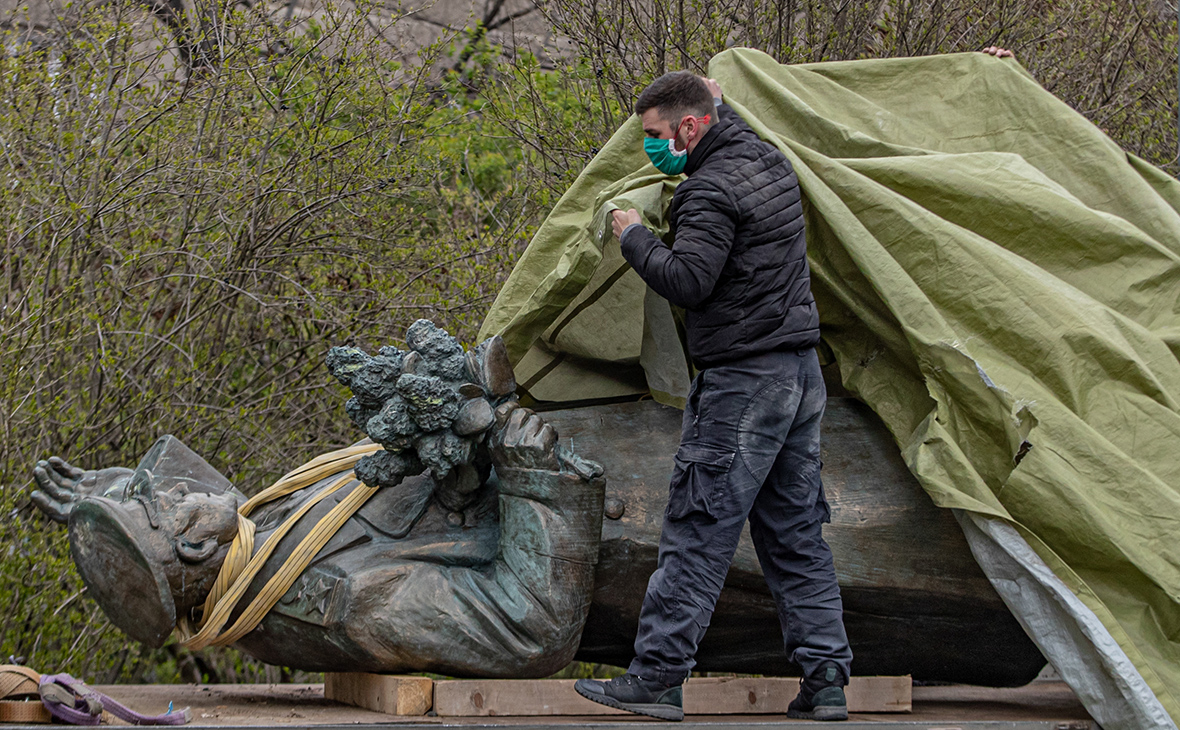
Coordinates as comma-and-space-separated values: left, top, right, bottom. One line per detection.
324, 674, 911, 717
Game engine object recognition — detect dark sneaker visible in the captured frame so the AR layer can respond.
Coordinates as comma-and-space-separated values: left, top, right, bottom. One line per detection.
787, 662, 848, 721
574, 673, 684, 721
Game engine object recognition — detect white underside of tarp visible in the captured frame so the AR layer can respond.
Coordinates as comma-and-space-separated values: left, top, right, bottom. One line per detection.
954, 510, 1175, 730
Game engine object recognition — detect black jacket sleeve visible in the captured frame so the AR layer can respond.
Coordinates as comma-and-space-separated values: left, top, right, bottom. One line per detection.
619, 179, 737, 309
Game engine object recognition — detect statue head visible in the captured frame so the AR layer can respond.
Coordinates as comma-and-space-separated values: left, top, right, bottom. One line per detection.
67, 487, 238, 647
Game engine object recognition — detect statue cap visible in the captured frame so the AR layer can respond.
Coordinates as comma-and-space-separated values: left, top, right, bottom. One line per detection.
68, 496, 176, 648
126, 435, 236, 502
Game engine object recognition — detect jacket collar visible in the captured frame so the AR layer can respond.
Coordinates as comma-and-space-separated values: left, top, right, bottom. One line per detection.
684, 104, 744, 176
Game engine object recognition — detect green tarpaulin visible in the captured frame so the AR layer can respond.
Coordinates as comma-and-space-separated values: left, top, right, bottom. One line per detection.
478, 49, 1180, 723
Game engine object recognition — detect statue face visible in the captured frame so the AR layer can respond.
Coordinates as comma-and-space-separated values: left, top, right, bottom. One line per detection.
68, 488, 241, 647
147, 490, 240, 618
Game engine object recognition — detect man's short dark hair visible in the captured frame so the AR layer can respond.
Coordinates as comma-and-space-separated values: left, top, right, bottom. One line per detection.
635, 71, 713, 124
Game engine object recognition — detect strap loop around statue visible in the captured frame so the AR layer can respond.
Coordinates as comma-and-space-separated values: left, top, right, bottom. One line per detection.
239, 442, 383, 516
177, 442, 386, 650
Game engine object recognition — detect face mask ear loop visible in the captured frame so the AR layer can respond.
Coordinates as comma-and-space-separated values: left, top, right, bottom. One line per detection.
672, 118, 690, 153
673, 113, 712, 153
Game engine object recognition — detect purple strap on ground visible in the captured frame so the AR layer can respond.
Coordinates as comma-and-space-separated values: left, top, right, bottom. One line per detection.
39, 674, 191, 726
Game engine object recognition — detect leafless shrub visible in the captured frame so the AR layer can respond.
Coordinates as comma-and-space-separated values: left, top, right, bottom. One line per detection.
535, 0, 1179, 163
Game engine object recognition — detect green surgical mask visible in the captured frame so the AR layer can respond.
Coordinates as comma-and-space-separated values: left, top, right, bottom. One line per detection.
644, 136, 688, 175
642, 114, 710, 175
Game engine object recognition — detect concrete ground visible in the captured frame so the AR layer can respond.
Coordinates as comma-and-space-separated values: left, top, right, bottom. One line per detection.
49, 680, 1096, 729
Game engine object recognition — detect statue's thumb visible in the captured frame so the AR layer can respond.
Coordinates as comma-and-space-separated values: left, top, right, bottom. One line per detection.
556, 445, 604, 481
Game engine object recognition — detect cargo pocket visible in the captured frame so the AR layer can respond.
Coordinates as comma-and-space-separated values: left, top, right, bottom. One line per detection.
667, 442, 734, 521
815, 469, 832, 524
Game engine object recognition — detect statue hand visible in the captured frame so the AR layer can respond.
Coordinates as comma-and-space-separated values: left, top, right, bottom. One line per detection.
31, 457, 96, 524
491, 403, 560, 471
491, 403, 604, 479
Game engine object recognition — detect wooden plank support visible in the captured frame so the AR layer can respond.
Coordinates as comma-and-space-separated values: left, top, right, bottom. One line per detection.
846, 676, 911, 713
323, 673, 433, 716
432, 676, 911, 716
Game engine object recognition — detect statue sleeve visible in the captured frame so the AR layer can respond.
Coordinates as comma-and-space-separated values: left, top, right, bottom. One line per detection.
494, 466, 606, 657
91, 468, 135, 499
352, 467, 605, 677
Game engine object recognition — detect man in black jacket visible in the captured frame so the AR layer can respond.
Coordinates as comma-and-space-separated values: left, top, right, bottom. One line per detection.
574, 72, 852, 722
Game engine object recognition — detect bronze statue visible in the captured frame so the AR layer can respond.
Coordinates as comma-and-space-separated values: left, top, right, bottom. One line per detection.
33, 322, 1047, 685
33, 324, 606, 677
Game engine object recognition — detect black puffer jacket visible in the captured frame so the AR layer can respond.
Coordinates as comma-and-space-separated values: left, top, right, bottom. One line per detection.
620, 104, 818, 368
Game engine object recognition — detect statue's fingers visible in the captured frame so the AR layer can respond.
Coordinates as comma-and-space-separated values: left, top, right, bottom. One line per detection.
493, 402, 518, 431
536, 423, 557, 453
516, 417, 555, 464
520, 413, 545, 443
41, 460, 69, 487
500, 403, 528, 436
30, 491, 69, 524
47, 456, 83, 482
556, 446, 606, 480
34, 465, 74, 503
514, 412, 546, 451
33, 463, 51, 490
503, 406, 530, 446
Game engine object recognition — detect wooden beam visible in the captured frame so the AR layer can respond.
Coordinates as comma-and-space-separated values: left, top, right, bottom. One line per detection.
432, 676, 911, 716
323, 673, 433, 716
847, 675, 911, 713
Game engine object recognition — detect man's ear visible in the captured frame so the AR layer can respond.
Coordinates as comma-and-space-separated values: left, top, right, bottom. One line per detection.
675, 115, 703, 150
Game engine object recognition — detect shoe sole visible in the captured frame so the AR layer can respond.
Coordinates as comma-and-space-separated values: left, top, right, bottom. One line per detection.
787, 706, 849, 721
574, 683, 685, 722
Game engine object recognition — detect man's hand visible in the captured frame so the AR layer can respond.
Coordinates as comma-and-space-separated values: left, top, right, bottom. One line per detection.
32, 457, 96, 524
981, 46, 1015, 59
701, 77, 722, 102
612, 209, 643, 240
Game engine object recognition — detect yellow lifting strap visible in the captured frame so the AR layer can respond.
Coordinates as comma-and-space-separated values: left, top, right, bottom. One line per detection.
177, 442, 385, 650
0, 665, 51, 723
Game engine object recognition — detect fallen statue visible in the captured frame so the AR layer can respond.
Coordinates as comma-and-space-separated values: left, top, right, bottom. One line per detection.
32, 322, 1047, 684
33, 321, 605, 677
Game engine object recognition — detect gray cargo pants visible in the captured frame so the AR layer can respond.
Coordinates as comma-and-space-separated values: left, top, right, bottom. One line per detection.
629, 347, 853, 685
